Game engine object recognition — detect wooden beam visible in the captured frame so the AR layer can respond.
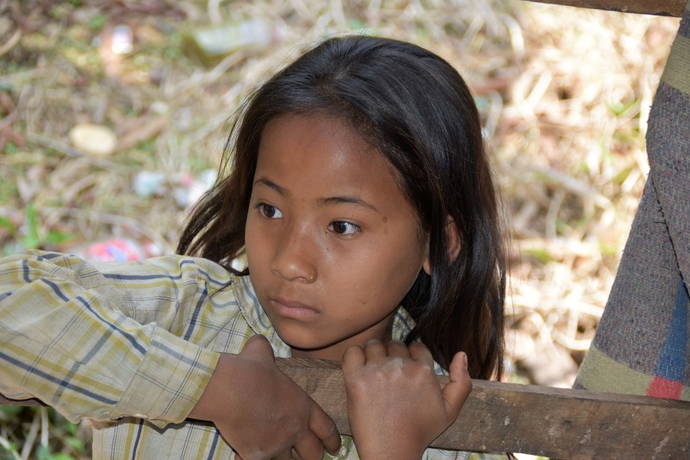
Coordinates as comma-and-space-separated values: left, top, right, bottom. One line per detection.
3, 358, 690, 458
523, 0, 686, 17
275, 358, 690, 459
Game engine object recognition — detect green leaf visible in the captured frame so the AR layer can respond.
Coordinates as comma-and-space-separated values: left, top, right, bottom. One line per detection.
0, 216, 17, 236
0, 405, 24, 417
22, 204, 40, 249
612, 166, 633, 185
607, 98, 638, 117
35, 444, 77, 460
36, 444, 52, 460
50, 453, 76, 460
347, 18, 367, 31
66, 423, 78, 436
524, 248, 553, 264
88, 14, 107, 31
3, 141, 17, 155
66, 437, 84, 453
45, 231, 75, 245
600, 241, 617, 257
0, 440, 20, 458
608, 101, 626, 116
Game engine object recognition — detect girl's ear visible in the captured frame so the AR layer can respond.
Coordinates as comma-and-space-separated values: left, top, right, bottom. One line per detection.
422, 240, 432, 276
422, 216, 461, 275
446, 216, 462, 262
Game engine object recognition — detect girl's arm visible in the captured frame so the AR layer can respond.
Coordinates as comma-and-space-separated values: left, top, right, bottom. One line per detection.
342, 339, 471, 460
0, 251, 339, 459
0, 251, 217, 424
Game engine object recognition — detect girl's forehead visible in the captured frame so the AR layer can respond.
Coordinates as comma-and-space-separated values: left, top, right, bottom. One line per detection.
253, 113, 413, 212
257, 114, 385, 181
260, 113, 372, 154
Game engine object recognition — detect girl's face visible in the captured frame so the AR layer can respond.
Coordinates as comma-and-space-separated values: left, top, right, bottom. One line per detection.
245, 113, 429, 361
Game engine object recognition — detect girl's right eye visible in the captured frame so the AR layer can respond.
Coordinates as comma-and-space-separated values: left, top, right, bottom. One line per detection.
257, 203, 283, 219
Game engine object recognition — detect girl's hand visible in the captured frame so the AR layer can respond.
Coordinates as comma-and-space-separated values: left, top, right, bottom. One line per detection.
342, 340, 471, 460
189, 335, 340, 460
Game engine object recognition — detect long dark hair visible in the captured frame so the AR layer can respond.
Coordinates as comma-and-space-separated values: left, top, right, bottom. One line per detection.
178, 35, 506, 380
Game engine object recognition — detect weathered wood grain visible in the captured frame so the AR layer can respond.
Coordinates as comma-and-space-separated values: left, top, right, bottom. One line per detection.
3, 358, 690, 458
274, 357, 690, 459
524, 0, 686, 16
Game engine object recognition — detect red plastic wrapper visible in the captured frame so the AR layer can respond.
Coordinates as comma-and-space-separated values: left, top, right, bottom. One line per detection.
78, 238, 153, 262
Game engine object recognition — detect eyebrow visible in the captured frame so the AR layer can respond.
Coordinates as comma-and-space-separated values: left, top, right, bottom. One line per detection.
254, 177, 380, 213
319, 196, 380, 213
254, 178, 286, 195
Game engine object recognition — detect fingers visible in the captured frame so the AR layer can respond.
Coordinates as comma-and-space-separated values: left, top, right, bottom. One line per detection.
386, 340, 410, 359
364, 339, 386, 362
273, 451, 291, 460
293, 432, 325, 460
441, 351, 472, 420
341, 345, 364, 375
449, 351, 470, 385
308, 401, 341, 454
239, 335, 275, 362
345, 340, 411, 367
347, 340, 425, 365
408, 341, 434, 368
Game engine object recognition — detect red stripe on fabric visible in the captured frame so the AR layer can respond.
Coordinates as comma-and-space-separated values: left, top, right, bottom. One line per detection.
646, 376, 683, 399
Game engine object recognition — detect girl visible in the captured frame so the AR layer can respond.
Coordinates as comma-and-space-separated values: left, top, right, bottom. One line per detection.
0, 35, 506, 459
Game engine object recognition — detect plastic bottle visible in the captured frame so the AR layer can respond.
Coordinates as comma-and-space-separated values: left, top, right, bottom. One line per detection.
182, 18, 283, 66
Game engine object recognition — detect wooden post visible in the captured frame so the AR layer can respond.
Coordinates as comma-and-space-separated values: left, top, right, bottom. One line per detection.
2, 358, 689, 458
523, 0, 686, 16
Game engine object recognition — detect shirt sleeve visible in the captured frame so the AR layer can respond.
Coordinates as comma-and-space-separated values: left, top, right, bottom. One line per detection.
0, 251, 222, 426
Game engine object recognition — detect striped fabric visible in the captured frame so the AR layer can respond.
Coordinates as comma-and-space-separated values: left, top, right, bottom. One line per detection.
0, 251, 500, 459
575, 1, 690, 402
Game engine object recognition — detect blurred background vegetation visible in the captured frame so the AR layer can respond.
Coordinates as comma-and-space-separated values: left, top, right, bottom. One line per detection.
0, 0, 681, 458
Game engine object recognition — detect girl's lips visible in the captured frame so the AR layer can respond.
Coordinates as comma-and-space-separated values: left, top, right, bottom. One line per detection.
270, 298, 320, 320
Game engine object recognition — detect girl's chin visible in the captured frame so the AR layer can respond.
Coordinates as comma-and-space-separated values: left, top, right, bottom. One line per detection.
283, 336, 336, 355
277, 329, 347, 360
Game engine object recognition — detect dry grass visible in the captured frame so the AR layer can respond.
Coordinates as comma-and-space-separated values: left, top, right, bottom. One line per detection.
0, 0, 681, 457
498, 2, 678, 386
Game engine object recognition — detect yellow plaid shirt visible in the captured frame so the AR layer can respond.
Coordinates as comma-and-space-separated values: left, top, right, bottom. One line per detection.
0, 251, 501, 459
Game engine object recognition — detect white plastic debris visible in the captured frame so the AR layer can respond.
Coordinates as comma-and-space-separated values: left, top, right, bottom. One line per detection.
69, 123, 117, 156
133, 171, 166, 197
111, 24, 133, 54
173, 169, 217, 208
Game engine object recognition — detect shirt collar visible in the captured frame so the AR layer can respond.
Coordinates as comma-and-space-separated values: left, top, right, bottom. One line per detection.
233, 275, 293, 357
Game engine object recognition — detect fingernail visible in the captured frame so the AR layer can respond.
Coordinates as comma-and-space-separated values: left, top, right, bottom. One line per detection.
460, 352, 468, 369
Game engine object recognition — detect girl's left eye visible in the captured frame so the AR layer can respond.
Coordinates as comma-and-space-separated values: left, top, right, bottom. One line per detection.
328, 221, 361, 236
257, 203, 283, 219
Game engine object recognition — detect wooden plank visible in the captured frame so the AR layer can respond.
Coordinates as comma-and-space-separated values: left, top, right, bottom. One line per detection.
523, 0, 686, 16
3, 358, 690, 458
274, 358, 690, 459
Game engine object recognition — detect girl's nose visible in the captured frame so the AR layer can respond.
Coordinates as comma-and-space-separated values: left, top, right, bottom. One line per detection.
270, 225, 318, 283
